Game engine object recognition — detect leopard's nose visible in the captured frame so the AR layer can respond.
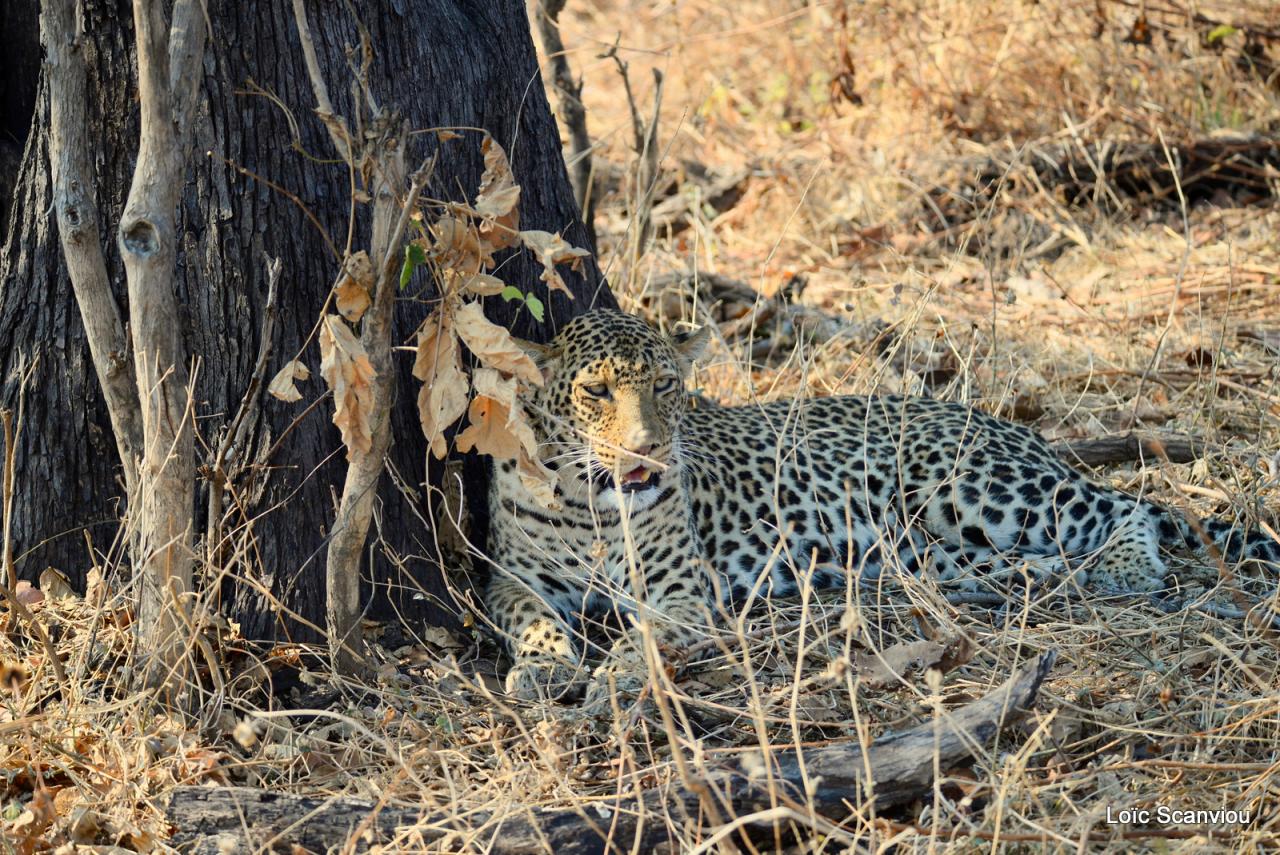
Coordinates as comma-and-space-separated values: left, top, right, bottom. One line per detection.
622, 423, 656, 455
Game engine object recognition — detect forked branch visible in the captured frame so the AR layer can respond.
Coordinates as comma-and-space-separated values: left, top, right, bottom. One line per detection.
290, 0, 438, 672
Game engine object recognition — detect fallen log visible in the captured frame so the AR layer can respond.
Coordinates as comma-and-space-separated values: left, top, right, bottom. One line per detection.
166, 651, 1056, 854
1053, 434, 1207, 467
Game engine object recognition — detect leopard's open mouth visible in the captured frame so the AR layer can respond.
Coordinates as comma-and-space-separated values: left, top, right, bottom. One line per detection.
586, 461, 664, 495
616, 466, 659, 493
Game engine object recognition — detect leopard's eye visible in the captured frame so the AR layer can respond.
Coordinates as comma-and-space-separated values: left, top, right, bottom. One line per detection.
654, 376, 678, 394
582, 382, 610, 399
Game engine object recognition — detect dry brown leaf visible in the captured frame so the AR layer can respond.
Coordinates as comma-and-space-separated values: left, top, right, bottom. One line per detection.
475, 136, 521, 252
453, 302, 542, 386
14, 580, 43, 607
455, 369, 527, 458
436, 130, 463, 142
64, 800, 101, 844
421, 624, 467, 653
37, 568, 74, 600
462, 273, 506, 296
335, 250, 374, 322
10, 787, 56, 853
319, 314, 376, 457
519, 229, 589, 296
267, 359, 311, 403
853, 636, 970, 689
454, 395, 507, 455
452, 368, 558, 507
441, 270, 506, 298
413, 311, 469, 459
432, 216, 490, 274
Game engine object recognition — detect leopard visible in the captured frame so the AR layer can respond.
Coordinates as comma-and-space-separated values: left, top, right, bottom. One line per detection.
484, 308, 1280, 701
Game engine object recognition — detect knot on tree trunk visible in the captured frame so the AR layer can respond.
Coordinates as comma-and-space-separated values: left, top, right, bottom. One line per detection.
121, 219, 160, 255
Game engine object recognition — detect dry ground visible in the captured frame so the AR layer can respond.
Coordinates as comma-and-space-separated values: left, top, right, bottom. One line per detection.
4, 0, 1280, 852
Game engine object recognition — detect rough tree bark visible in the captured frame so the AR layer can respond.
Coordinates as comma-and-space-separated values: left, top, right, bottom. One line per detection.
0, 0, 611, 640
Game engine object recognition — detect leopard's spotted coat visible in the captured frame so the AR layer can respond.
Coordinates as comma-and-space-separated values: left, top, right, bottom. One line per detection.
485, 309, 1279, 700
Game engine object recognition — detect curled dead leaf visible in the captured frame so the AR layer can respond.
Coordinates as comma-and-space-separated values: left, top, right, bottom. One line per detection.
453, 302, 543, 386
454, 368, 558, 508
38, 567, 75, 600
518, 229, 589, 297
414, 311, 469, 459
335, 250, 375, 322
475, 136, 521, 252
319, 315, 376, 457
14, 580, 43, 607
461, 272, 506, 296
454, 369, 528, 458
432, 216, 490, 274
268, 359, 311, 403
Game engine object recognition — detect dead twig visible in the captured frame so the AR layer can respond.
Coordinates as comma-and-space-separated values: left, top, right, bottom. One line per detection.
604, 41, 663, 268
205, 255, 283, 563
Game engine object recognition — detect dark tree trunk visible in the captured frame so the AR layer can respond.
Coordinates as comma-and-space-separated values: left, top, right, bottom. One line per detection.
0, 3, 40, 228
0, 0, 612, 639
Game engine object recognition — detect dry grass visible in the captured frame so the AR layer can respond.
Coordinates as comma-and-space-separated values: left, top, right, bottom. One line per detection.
4, 0, 1280, 851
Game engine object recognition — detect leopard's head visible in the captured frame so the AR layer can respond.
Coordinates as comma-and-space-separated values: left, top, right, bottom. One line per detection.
519, 309, 709, 509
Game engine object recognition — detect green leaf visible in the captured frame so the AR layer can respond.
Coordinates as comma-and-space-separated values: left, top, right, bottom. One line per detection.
1206, 24, 1237, 43
400, 242, 428, 289
499, 285, 524, 302
525, 294, 545, 322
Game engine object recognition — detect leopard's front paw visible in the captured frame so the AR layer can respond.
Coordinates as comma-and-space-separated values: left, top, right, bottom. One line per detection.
504, 656, 586, 702
582, 647, 650, 713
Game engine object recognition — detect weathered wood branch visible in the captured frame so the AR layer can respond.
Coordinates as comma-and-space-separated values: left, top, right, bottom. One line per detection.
118, 0, 207, 693
166, 651, 1056, 853
322, 142, 429, 673
1052, 434, 1207, 467
40, 0, 143, 497
290, 0, 448, 675
294, 0, 438, 674
290, 0, 354, 160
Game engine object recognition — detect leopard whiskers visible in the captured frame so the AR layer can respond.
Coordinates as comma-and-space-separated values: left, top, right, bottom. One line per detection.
672, 436, 725, 487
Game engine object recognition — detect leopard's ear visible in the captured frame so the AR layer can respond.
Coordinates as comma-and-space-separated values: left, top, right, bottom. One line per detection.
515, 338, 562, 385
671, 325, 710, 367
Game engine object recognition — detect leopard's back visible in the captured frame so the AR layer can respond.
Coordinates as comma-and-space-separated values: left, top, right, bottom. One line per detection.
679, 394, 1151, 595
